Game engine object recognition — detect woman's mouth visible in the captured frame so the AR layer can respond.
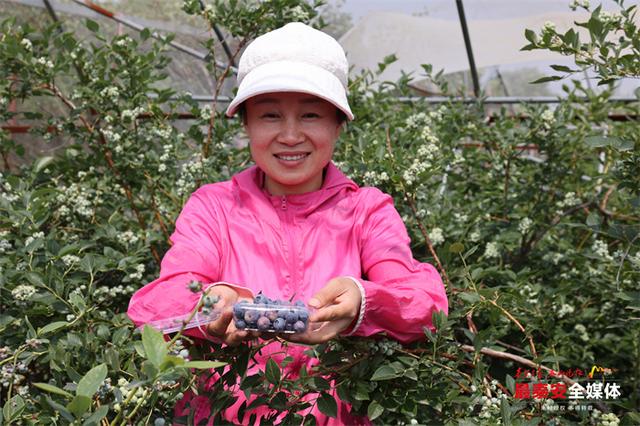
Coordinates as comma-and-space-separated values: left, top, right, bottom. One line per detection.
274, 153, 310, 163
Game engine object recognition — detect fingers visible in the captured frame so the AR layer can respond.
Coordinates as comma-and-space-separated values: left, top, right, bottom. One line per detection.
308, 278, 344, 309
206, 307, 232, 338
310, 303, 354, 323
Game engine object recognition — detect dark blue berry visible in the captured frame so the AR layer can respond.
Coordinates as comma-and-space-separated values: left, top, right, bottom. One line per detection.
244, 310, 259, 323
294, 300, 305, 307
273, 317, 286, 332
235, 320, 246, 330
298, 310, 309, 322
254, 294, 269, 304
267, 310, 279, 321
293, 320, 306, 333
285, 310, 298, 324
233, 304, 245, 319
257, 316, 271, 331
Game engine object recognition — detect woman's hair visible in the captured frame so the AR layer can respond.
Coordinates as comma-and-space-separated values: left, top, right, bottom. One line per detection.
236, 103, 348, 125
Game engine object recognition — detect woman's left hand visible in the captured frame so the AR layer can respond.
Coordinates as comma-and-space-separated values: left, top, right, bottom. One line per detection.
287, 277, 361, 344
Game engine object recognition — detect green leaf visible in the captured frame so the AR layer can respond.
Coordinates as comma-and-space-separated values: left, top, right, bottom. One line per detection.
38, 321, 69, 336
34, 156, 55, 173
83, 405, 109, 426
141, 324, 168, 368
265, 358, 281, 385
67, 394, 91, 418
85, 19, 99, 33
371, 364, 400, 381
3, 395, 25, 423
76, 364, 107, 397
367, 400, 384, 420
33, 382, 73, 399
585, 135, 614, 148
549, 64, 576, 73
524, 29, 538, 44
180, 360, 226, 369
586, 211, 602, 227
45, 396, 75, 422
459, 292, 481, 304
530, 75, 563, 84
317, 393, 337, 418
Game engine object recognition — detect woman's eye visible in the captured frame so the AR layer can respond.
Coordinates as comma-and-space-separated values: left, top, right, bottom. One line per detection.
261, 113, 280, 119
302, 113, 320, 119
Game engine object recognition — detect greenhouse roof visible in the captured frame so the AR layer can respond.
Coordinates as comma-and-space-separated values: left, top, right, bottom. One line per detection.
3, 0, 639, 100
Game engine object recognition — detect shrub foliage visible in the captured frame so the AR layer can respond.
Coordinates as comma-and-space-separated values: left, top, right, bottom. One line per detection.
0, 1, 639, 424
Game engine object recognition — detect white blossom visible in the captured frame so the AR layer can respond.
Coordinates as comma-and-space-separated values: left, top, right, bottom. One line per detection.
592, 239, 614, 261
557, 303, 575, 318
574, 324, 590, 342
484, 241, 500, 258
21, 38, 32, 51
120, 230, 140, 245
24, 231, 44, 249
200, 105, 213, 121
289, 5, 309, 21
35, 56, 53, 69
518, 217, 533, 234
570, 0, 589, 10
543, 21, 556, 33
62, 254, 81, 267
540, 109, 555, 130
12, 285, 36, 301
100, 86, 120, 102
469, 231, 480, 242
429, 227, 444, 245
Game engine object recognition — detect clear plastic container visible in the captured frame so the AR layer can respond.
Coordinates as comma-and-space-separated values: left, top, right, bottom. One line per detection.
146, 309, 221, 334
232, 301, 311, 334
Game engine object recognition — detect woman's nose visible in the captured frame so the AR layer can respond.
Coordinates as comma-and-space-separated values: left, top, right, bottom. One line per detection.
277, 118, 304, 144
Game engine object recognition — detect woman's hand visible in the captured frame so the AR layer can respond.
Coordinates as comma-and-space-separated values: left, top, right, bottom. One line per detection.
205, 285, 256, 346
287, 277, 361, 344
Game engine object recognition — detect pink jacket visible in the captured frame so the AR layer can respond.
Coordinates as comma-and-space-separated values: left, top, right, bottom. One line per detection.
128, 162, 448, 424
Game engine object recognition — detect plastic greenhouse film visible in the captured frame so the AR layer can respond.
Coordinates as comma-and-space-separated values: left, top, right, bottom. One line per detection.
145, 309, 222, 334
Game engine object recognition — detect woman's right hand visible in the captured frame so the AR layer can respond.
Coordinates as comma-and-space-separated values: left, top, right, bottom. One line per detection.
205, 285, 255, 346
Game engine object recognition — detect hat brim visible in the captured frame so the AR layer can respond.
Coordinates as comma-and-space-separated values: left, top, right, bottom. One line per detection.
225, 60, 354, 121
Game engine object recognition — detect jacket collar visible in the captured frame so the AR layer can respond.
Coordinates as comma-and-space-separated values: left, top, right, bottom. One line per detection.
233, 161, 359, 225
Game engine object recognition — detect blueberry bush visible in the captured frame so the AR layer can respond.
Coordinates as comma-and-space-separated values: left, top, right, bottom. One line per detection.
0, 0, 639, 424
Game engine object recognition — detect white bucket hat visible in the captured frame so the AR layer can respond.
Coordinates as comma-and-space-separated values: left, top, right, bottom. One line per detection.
225, 22, 354, 121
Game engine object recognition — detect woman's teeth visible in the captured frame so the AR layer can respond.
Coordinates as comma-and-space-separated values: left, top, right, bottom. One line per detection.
276, 154, 308, 161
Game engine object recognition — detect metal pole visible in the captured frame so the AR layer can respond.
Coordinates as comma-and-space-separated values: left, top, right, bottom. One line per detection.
456, 0, 480, 97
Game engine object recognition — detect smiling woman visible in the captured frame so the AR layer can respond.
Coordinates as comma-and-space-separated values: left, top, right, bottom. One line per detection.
127, 21, 448, 424
244, 92, 344, 196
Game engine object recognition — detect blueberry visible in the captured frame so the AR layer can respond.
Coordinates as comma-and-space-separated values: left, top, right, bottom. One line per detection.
294, 300, 305, 307
235, 320, 246, 330
273, 317, 286, 332
298, 310, 309, 322
285, 310, 298, 324
293, 320, 306, 333
267, 310, 279, 321
254, 294, 269, 304
285, 322, 293, 332
233, 304, 246, 319
244, 310, 259, 323
257, 316, 271, 331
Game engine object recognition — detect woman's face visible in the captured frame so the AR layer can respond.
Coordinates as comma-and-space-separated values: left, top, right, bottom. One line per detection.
243, 92, 343, 196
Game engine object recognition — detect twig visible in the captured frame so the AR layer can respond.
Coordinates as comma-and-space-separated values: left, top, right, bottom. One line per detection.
485, 298, 537, 359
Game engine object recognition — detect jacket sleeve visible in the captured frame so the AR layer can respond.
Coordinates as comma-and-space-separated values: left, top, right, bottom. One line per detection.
127, 188, 252, 340
346, 189, 448, 344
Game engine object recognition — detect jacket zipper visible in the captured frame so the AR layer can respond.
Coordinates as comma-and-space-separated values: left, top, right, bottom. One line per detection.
280, 195, 297, 292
